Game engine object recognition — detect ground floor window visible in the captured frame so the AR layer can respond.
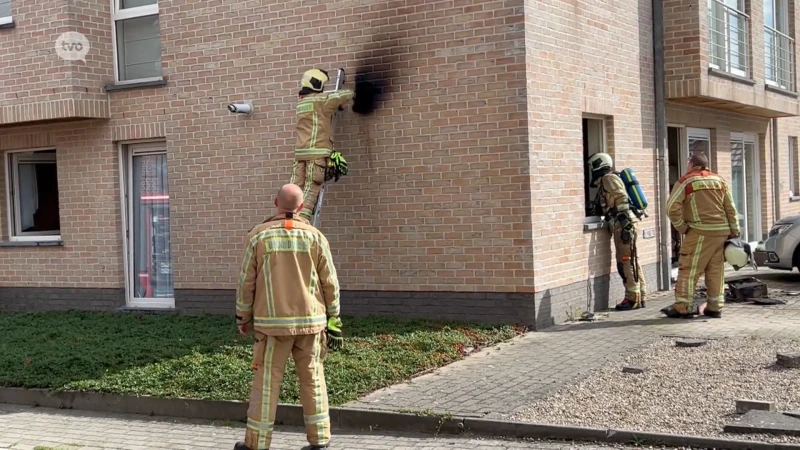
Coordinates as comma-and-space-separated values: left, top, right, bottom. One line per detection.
5, 149, 61, 241
730, 132, 762, 243
122, 142, 173, 307
789, 136, 799, 199
582, 116, 610, 217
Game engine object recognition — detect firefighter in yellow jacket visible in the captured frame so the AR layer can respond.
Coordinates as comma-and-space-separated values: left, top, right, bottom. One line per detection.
291, 69, 354, 221
234, 184, 342, 450
665, 153, 739, 319
588, 153, 647, 311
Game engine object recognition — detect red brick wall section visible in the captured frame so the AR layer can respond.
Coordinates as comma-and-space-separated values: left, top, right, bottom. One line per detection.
525, 0, 657, 293
0, 122, 123, 288
152, 0, 533, 292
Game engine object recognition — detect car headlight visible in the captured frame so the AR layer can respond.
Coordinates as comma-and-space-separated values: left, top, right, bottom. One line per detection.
769, 224, 793, 237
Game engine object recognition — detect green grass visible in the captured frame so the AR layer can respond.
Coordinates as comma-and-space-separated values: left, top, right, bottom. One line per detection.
0, 312, 525, 406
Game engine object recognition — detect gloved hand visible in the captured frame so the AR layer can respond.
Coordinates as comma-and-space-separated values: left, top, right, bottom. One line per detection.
616, 212, 633, 231
621, 229, 633, 244
327, 152, 348, 182
326, 317, 344, 351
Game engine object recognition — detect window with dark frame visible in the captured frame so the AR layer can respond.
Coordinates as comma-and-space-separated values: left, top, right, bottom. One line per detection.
583, 117, 607, 217
6, 149, 61, 240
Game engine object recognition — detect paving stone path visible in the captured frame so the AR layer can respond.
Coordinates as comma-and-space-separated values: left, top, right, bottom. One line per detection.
0, 404, 671, 450
348, 269, 800, 419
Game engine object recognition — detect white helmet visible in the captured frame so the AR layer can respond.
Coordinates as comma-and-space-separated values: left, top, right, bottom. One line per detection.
587, 153, 613, 172
724, 239, 750, 270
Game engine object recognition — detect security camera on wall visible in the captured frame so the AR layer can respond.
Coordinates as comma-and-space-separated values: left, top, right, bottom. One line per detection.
227, 102, 253, 116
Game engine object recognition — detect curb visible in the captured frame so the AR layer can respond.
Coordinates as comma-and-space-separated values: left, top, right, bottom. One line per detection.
2, 387, 800, 449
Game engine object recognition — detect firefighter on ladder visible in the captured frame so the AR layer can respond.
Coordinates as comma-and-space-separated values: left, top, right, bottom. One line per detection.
588, 153, 648, 311
291, 69, 353, 222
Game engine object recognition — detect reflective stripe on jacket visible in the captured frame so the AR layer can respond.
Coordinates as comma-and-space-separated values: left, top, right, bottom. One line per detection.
667, 168, 739, 237
236, 214, 340, 336
294, 90, 354, 161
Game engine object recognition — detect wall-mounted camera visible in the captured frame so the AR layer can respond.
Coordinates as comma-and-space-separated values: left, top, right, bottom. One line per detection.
227, 102, 253, 116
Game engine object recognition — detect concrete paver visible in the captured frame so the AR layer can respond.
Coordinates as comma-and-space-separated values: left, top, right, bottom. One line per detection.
348, 269, 800, 419
0, 404, 664, 450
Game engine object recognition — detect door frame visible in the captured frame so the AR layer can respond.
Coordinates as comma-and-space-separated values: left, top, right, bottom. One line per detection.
730, 132, 762, 243
118, 139, 175, 309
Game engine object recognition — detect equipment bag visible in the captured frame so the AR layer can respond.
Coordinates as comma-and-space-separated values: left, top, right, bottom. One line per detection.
618, 168, 648, 212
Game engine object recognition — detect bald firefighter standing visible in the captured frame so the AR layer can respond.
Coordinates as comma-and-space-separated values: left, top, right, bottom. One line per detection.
589, 153, 648, 311
234, 184, 344, 450
291, 69, 354, 221
665, 153, 739, 319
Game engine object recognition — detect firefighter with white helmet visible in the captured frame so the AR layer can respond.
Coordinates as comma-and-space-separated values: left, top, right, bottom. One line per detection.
291, 69, 354, 221
665, 153, 739, 319
588, 152, 647, 311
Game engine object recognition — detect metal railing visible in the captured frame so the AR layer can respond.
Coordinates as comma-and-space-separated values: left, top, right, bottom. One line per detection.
708, 0, 751, 78
765, 25, 796, 92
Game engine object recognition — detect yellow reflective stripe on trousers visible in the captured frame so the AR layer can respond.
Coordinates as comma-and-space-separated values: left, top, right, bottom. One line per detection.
258, 338, 276, 449
254, 315, 327, 328
313, 332, 326, 443
687, 235, 705, 300
304, 412, 329, 425
247, 417, 274, 432
303, 158, 315, 203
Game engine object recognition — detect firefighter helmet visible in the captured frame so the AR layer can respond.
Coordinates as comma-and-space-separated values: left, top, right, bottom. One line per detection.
587, 152, 613, 172
724, 239, 750, 270
300, 69, 329, 92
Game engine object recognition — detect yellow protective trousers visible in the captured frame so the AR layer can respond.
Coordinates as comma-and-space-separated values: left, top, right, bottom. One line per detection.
674, 230, 727, 311
290, 157, 328, 221
245, 332, 330, 450
613, 223, 647, 304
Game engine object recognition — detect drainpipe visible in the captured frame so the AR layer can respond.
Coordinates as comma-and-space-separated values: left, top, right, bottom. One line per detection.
653, 0, 671, 290
772, 118, 781, 225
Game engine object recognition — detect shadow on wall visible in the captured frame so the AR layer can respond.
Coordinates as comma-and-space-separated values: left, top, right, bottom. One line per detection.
638, 0, 655, 149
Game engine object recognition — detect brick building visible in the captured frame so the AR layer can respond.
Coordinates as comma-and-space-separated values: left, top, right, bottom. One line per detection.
1, 0, 799, 330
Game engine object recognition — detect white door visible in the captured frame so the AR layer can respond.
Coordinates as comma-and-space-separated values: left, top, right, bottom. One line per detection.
730, 133, 762, 245
121, 142, 174, 309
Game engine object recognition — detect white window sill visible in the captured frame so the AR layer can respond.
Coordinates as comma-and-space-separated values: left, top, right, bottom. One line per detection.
0, 16, 14, 28
790, 196, 800, 202
0, 240, 64, 247
105, 77, 166, 92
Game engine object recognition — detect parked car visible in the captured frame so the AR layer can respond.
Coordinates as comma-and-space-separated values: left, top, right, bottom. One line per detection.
754, 215, 800, 271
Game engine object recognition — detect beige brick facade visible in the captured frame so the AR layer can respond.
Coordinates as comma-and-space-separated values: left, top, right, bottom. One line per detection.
0, 0, 798, 327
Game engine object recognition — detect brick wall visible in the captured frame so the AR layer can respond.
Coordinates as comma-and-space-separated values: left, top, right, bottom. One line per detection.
523, 0, 657, 320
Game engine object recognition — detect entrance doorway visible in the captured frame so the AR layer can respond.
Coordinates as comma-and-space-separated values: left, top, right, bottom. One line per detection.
120, 142, 174, 309
667, 127, 712, 280
730, 133, 762, 245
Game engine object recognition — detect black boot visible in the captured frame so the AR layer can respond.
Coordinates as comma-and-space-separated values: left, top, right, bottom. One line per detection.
614, 299, 642, 311
301, 446, 329, 450
660, 304, 695, 319
703, 308, 722, 319
234, 442, 252, 450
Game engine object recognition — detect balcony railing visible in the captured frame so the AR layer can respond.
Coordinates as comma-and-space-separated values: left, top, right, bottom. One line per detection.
708, 0, 751, 78
765, 25, 796, 92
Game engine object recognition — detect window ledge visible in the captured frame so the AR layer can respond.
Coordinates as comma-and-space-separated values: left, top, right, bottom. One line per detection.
765, 83, 798, 98
584, 217, 607, 232
0, 240, 64, 247
105, 78, 167, 92
708, 67, 757, 86
0, 18, 14, 29
790, 196, 800, 202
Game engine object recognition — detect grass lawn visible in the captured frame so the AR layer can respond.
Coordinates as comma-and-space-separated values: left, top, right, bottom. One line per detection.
0, 312, 525, 406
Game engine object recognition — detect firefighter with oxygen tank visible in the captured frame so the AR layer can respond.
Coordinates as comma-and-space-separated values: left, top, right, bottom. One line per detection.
588, 153, 648, 311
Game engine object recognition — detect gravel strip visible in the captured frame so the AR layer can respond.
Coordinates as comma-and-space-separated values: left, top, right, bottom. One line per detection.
512, 337, 800, 444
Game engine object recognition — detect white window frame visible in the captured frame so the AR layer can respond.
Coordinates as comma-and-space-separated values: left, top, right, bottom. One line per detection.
789, 137, 800, 199
686, 127, 713, 171
118, 140, 174, 309
764, 0, 794, 90
0, 0, 12, 26
110, 0, 162, 84
730, 132, 762, 243
3, 148, 62, 242
583, 114, 609, 221
708, 0, 750, 78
